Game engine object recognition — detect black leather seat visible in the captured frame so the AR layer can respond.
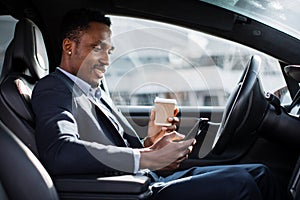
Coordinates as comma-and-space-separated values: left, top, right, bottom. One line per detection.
0, 18, 152, 200
0, 121, 59, 200
0, 18, 49, 155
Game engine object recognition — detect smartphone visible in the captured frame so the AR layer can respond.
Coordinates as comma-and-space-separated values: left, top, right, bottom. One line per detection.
174, 118, 209, 141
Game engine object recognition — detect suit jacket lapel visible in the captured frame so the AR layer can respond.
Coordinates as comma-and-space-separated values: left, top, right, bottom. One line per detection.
100, 90, 143, 148
53, 70, 127, 147
52, 69, 143, 148
86, 95, 128, 147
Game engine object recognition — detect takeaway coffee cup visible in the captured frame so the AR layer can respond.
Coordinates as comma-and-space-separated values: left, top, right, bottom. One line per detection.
154, 97, 177, 126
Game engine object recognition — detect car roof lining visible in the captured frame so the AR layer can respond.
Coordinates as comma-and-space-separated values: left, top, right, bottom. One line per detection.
113, 0, 237, 32
109, 0, 300, 64
2, 0, 300, 67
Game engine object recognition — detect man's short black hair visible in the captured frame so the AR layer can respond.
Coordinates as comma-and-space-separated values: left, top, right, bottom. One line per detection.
60, 8, 111, 43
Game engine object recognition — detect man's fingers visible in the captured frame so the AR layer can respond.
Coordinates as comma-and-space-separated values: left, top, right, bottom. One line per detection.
149, 109, 155, 121
174, 107, 179, 116
167, 116, 179, 123
166, 131, 184, 141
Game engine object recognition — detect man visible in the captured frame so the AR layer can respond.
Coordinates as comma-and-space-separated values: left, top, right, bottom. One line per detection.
32, 8, 281, 199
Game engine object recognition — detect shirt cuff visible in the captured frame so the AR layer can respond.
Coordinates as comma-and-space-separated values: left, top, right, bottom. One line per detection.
132, 149, 141, 173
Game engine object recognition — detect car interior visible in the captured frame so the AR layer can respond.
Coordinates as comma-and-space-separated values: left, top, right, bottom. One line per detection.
0, 18, 152, 200
0, 0, 300, 200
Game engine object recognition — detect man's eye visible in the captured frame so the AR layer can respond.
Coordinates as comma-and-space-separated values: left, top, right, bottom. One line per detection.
93, 46, 102, 52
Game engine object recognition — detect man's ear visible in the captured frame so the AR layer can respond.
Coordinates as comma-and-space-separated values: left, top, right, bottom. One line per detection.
62, 38, 73, 55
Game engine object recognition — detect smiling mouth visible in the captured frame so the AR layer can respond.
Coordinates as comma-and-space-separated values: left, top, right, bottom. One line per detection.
93, 65, 107, 77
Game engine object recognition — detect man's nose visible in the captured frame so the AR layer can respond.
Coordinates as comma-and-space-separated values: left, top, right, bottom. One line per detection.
99, 52, 110, 66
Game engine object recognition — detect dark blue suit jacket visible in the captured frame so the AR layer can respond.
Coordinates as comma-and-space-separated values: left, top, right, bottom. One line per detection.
32, 69, 143, 176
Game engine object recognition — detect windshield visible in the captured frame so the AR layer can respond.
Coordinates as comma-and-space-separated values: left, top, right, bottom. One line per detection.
200, 0, 300, 40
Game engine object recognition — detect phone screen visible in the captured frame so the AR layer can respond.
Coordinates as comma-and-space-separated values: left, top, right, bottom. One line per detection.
175, 118, 209, 141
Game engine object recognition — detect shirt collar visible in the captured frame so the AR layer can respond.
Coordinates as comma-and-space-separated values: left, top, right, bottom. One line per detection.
57, 67, 101, 99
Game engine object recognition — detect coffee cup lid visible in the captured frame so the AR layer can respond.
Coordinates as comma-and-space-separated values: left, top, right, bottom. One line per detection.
154, 97, 177, 104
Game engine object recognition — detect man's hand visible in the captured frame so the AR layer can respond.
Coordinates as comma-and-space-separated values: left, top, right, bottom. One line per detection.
144, 108, 179, 147
139, 132, 196, 171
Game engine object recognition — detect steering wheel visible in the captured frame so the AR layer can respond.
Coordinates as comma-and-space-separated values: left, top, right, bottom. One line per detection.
211, 55, 268, 155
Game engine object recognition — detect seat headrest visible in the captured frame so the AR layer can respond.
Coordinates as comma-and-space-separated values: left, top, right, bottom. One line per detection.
3, 18, 49, 80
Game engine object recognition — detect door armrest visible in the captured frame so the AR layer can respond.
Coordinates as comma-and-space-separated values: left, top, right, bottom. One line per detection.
54, 174, 151, 194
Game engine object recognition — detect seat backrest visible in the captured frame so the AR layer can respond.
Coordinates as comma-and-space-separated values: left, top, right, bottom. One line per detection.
0, 18, 49, 155
0, 121, 59, 200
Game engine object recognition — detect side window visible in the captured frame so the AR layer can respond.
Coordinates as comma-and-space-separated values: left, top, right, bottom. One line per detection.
107, 16, 289, 107
0, 16, 17, 73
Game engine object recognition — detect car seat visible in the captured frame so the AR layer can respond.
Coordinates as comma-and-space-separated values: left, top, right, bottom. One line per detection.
0, 121, 59, 200
0, 18, 152, 200
0, 18, 49, 155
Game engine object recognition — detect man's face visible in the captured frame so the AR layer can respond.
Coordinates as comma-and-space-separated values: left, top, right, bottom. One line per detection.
70, 22, 114, 88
